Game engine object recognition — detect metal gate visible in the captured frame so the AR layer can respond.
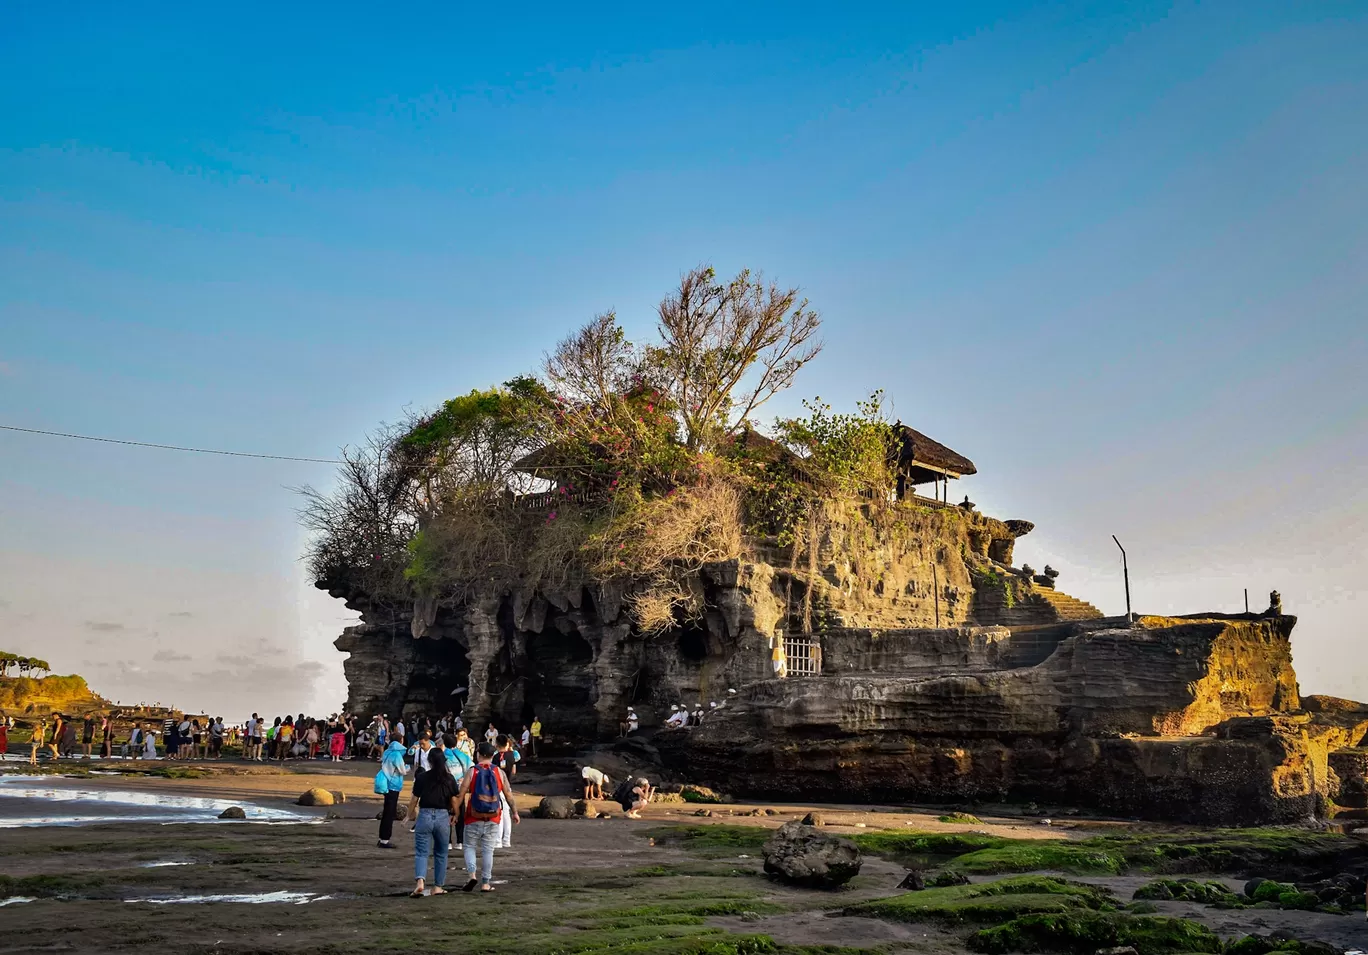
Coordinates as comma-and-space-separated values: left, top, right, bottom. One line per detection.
783, 635, 822, 677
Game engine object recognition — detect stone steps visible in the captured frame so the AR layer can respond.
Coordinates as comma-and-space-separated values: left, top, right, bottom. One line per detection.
1033, 588, 1104, 620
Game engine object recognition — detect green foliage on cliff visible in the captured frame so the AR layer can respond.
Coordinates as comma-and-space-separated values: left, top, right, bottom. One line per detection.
301, 266, 919, 633
0, 673, 93, 711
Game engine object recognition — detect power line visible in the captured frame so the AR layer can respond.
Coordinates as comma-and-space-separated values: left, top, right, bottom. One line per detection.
0, 424, 343, 464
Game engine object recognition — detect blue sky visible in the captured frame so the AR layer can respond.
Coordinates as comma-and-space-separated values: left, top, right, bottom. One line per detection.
2, 2, 1365, 717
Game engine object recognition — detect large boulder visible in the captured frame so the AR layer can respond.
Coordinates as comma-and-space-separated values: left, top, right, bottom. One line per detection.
218, 806, 246, 820
762, 821, 862, 889
297, 788, 335, 807
536, 795, 583, 819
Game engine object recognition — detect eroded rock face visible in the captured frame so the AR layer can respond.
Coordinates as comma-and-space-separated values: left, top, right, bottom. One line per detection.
322, 498, 1367, 826
662, 614, 1367, 825
762, 821, 862, 889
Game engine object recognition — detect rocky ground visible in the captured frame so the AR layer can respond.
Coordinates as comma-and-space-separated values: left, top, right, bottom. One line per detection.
1, 759, 1366, 955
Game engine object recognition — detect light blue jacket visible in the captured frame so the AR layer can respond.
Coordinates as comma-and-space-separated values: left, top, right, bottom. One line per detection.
379, 740, 408, 794
445, 746, 473, 775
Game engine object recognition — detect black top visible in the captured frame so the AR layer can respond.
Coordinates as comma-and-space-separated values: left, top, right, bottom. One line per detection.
412, 771, 459, 810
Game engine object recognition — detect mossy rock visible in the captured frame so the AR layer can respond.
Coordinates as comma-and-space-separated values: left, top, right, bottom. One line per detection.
1251, 881, 1295, 903
1226, 934, 1342, 955
1133, 879, 1240, 906
969, 912, 1221, 955
1275, 890, 1321, 911
844, 876, 1114, 924
939, 812, 983, 825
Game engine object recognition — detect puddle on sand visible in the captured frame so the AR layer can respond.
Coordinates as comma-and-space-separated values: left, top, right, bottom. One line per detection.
139, 861, 194, 868
125, 891, 333, 905
0, 776, 314, 827
0, 897, 35, 907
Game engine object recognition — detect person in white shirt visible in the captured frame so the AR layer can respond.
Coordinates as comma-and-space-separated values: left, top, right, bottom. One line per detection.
665, 706, 688, 728
484, 723, 498, 745
520, 725, 531, 750
580, 765, 610, 800
627, 710, 639, 733
394, 719, 406, 745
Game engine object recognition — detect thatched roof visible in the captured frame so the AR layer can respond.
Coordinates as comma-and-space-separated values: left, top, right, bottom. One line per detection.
512, 442, 568, 475
894, 424, 977, 482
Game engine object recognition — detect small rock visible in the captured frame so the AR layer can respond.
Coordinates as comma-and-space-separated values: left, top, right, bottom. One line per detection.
1040, 818, 1052, 826
762, 821, 862, 889
855, 822, 867, 828
536, 796, 582, 820
763, 808, 780, 816
330, 791, 346, 804
800, 812, 825, 827
218, 806, 246, 819
1244, 878, 1267, 899
693, 809, 713, 817
1096, 947, 1139, 955
740, 911, 763, 923
898, 870, 926, 891
296, 788, 335, 807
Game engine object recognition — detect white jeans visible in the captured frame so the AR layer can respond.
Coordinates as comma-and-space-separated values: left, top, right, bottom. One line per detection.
498, 793, 512, 848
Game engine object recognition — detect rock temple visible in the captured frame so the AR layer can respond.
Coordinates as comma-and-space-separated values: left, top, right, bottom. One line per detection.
323, 426, 1368, 825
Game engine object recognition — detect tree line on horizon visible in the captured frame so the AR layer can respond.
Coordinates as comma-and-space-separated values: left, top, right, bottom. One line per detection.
0, 652, 53, 678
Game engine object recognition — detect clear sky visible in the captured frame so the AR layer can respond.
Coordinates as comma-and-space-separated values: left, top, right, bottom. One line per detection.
2, 2, 1365, 719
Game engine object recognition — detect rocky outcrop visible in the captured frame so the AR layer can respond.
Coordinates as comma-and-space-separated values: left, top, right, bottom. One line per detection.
762, 821, 862, 888
323, 495, 1365, 826
660, 614, 1366, 825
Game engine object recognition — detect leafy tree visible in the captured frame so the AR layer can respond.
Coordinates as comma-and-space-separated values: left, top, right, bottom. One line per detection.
651, 266, 822, 450
775, 390, 897, 497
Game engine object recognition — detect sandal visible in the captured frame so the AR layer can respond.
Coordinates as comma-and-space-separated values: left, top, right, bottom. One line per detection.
461, 878, 478, 893
430, 886, 447, 895
409, 887, 425, 898
480, 884, 496, 892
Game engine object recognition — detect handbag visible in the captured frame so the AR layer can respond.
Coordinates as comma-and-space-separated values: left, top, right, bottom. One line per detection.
373, 770, 388, 795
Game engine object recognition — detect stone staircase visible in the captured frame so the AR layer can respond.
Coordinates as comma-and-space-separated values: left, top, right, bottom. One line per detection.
1033, 588, 1104, 621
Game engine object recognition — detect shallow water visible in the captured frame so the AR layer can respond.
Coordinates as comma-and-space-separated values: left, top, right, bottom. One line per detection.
0, 897, 35, 907
124, 891, 332, 905
0, 776, 315, 827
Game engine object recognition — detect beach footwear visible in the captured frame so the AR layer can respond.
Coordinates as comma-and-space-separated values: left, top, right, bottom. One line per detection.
409, 886, 425, 898
481, 884, 495, 892
377, 840, 395, 849
430, 886, 447, 895
461, 878, 478, 892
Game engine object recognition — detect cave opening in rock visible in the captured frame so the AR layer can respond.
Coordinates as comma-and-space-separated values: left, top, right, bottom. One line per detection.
522, 625, 595, 735
405, 637, 472, 716
677, 622, 709, 661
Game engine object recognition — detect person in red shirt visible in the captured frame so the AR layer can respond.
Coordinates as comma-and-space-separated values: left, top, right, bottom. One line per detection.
456, 742, 519, 891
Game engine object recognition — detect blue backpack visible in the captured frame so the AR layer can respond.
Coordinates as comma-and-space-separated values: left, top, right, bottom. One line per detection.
468, 764, 501, 820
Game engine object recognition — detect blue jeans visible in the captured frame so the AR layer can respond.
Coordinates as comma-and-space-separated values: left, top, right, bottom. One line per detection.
463, 820, 499, 885
413, 808, 450, 885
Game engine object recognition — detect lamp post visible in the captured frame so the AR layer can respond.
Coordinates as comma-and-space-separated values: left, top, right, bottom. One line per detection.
1112, 535, 1132, 623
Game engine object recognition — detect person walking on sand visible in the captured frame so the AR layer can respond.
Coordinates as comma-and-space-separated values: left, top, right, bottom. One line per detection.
457, 742, 519, 892
329, 716, 347, 762
405, 742, 460, 897
0, 714, 9, 759
29, 719, 46, 765
142, 725, 158, 759
375, 739, 409, 849
529, 715, 541, 757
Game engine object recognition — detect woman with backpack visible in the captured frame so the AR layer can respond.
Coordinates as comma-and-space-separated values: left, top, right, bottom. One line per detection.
456, 742, 519, 891
405, 743, 460, 896
375, 739, 409, 849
